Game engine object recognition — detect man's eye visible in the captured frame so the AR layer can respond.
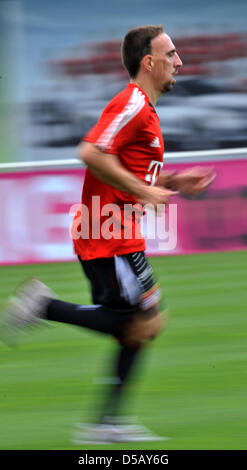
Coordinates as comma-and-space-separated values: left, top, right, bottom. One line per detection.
167, 51, 175, 57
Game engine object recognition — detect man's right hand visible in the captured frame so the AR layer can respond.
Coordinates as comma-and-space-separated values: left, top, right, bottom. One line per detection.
138, 185, 178, 209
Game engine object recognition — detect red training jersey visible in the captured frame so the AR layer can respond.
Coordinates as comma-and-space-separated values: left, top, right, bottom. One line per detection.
73, 83, 164, 260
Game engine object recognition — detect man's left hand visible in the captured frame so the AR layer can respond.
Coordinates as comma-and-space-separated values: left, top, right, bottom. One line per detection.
175, 166, 216, 197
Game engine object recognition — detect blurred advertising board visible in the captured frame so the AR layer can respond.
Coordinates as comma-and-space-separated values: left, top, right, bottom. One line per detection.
0, 159, 247, 265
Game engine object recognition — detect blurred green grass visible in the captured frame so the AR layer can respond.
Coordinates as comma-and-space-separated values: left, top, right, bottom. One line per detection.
0, 250, 247, 450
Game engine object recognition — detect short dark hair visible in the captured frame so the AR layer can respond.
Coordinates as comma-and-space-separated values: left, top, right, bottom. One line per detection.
121, 25, 164, 78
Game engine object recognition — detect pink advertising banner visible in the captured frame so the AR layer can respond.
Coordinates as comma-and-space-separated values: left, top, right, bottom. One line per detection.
0, 159, 247, 265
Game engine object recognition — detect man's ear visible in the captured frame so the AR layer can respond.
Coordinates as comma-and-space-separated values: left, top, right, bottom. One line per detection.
141, 54, 153, 73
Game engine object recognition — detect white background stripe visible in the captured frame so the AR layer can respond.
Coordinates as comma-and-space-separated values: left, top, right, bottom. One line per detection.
1, 148, 246, 172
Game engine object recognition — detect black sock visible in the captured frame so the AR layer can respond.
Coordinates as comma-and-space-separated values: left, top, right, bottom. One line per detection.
45, 299, 143, 424
45, 298, 134, 338
100, 343, 144, 424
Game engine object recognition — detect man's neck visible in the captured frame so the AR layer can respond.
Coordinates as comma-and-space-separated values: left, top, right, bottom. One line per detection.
130, 78, 160, 107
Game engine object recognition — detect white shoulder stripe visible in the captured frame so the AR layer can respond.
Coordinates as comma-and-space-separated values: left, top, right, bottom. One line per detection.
96, 87, 146, 150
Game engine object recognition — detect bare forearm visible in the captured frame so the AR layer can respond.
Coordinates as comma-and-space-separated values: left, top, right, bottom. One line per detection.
78, 142, 148, 199
156, 171, 179, 191
78, 142, 177, 206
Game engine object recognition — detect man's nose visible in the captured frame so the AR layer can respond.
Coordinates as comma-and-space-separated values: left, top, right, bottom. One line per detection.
175, 52, 183, 67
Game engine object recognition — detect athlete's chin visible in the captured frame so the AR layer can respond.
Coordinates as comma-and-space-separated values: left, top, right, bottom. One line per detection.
162, 81, 175, 93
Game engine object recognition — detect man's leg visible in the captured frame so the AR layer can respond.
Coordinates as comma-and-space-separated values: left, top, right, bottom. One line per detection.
2, 253, 164, 441
97, 304, 163, 424
45, 298, 134, 338
43, 255, 151, 423
84, 251, 163, 426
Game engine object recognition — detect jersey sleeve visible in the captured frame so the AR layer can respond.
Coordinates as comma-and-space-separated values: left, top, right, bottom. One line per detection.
83, 86, 146, 155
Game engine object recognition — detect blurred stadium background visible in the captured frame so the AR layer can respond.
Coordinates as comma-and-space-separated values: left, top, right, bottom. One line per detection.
0, 0, 247, 450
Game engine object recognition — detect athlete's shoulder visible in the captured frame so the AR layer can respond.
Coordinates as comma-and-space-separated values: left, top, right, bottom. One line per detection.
104, 83, 148, 117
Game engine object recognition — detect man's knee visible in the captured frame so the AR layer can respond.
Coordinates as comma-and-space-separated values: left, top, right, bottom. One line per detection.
122, 304, 167, 346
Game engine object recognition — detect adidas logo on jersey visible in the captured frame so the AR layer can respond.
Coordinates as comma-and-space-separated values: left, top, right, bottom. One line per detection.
149, 137, 161, 148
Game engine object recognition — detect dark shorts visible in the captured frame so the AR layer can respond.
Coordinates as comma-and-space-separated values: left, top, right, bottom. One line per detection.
79, 251, 161, 312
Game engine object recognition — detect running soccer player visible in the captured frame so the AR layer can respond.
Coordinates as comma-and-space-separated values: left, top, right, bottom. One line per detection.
2, 25, 215, 443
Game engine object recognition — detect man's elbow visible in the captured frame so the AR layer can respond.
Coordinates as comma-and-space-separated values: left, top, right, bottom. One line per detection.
77, 142, 94, 166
